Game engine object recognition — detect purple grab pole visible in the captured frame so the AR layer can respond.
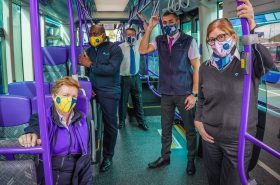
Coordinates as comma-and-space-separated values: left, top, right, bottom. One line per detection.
68, 0, 77, 75
29, 1, 53, 185
236, 1, 253, 184
76, 0, 83, 48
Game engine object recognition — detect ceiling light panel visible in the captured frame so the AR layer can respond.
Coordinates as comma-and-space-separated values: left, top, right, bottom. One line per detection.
95, 0, 129, 11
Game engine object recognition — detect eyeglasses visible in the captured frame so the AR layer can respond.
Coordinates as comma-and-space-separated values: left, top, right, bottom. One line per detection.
207, 33, 228, 46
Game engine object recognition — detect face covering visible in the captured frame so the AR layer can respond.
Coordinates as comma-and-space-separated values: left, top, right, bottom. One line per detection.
163, 24, 178, 36
126, 36, 136, 45
90, 34, 104, 47
53, 95, 77, 113
211, 37, 235, 58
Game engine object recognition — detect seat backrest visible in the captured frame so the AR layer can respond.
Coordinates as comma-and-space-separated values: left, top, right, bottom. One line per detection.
0, 95, 31, 127
50, 80, 92, 101
42, 46, 69, 82
31, 95, 89, 116
8, 81, 50, 98
42, 46, 68, 66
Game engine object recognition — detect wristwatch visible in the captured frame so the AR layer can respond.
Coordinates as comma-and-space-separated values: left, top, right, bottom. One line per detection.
191, 92, 198, 97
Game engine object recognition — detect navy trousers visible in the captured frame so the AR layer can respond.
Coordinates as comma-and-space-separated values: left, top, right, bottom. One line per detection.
97, 95, 120, 160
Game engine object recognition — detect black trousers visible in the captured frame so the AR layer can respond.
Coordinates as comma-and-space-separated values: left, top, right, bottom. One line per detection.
97, 95, 119, 159
37, 154, 93, 185
202, 140, 252, 185
160, 95, 196, 161
119, 74, 145, 125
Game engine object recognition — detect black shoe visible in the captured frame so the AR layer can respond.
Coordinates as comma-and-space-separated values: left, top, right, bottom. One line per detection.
118, 122, 125, 129
148, 157, 170, 168
138, 123, 149, 131
186, 160, 196, 175
100, 158, 112, 172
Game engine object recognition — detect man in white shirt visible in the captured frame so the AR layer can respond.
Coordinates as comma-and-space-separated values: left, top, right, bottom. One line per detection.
118, 28, 149, 131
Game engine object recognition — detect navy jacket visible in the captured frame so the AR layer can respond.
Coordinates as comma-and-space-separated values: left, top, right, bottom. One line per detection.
156, 32, 194, 95
86, 41, 123, 98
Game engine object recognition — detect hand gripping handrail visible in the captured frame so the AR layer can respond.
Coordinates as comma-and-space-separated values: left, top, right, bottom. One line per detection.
236, 1, 280, 185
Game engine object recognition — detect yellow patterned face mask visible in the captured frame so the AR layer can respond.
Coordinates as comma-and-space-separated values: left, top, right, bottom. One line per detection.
53, 95, 77, 113
89, 34, 104, 47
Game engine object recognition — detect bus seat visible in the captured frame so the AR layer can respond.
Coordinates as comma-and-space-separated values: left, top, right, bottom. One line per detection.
42, 46, 69, 82
0, 95, 35, 162
8, 81, 50, 98
261, 71, 280, 83
42, 46, 68, 66
0, 159, 37, 185
78, 80, 92, 101
31, 95, 89, 116
0, 95, 31, 127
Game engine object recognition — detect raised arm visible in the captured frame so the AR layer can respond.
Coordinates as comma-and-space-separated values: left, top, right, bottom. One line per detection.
139, 15, 160, 54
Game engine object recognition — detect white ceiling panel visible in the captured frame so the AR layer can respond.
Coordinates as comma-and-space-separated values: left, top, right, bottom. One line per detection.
95, 0, 129, 11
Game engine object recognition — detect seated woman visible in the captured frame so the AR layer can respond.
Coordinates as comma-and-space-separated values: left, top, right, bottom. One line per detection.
194, 0, 274, 185
18, 76, 92, 185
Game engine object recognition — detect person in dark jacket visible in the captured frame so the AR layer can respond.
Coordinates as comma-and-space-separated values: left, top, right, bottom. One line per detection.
18, 76, 93, 185
194, 0, 274, 185
139, 11, 200, 175
79, 24, 123, 172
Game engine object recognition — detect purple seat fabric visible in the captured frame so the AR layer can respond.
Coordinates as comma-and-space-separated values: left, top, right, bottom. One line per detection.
42, 46, 68, 65
50, 80, 92, 101
8, 81, 50, 98
78, 81, 92, 100
0, 95, 31, 127
31, 95, 89, 116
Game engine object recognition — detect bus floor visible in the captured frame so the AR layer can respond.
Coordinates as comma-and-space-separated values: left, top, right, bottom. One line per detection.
92, 114, 280, 185
93, 115, 208, 185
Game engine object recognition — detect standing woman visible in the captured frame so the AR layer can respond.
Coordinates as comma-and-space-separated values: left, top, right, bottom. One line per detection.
194, 0, 274, 185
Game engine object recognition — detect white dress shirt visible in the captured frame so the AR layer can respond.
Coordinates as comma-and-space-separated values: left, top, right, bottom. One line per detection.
119, 38, 141, 76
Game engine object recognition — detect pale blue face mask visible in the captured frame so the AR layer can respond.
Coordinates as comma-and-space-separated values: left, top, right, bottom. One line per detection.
163, 24, 178, 36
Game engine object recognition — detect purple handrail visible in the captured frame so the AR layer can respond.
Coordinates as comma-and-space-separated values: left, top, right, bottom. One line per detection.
68, 0, 77, 75
237, 1, 280, 185
76, 0, 84, 48
30, 0, 53, 184
0, 147, 44, 154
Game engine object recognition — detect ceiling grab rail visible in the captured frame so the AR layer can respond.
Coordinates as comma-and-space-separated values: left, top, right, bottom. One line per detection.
77, 0, 94, 25
30, 0, 53, 184
236, 1, 280, 185
128, 0, 153, 23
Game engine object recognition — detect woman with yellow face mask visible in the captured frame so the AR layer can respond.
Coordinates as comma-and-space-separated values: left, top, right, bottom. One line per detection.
18, 77, 93, 185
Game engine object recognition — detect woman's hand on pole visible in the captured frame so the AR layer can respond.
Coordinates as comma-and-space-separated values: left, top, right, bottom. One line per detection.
236, 0, 256, 31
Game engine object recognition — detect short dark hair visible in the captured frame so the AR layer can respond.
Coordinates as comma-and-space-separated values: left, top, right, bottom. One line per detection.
162, 11, 179, 20
125, 27, 136, 34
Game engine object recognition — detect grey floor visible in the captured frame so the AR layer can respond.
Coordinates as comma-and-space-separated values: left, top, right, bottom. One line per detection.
92, 114, 280, 185
92, 116, 208, 185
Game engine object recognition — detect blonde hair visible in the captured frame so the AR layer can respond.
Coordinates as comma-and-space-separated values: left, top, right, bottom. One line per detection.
51, 76, 81, 95
206, 18, 238, 45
